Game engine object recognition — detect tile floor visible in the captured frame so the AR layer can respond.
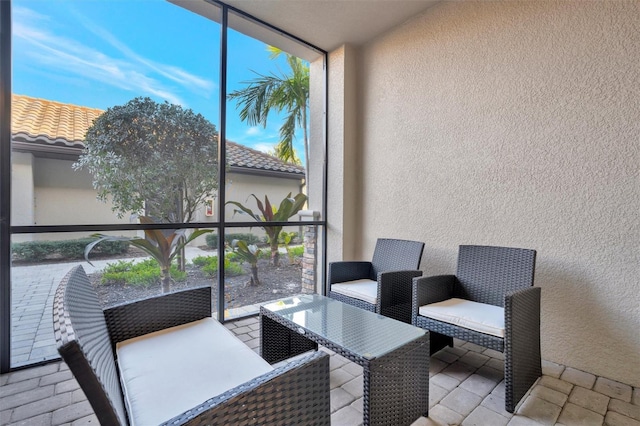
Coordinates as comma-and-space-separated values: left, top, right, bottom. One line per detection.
2, 315, 639, 426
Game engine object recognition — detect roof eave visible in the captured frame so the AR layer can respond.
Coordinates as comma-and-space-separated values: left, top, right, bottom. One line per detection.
229, 165, 305, 181
11, 139, 306, 180
12, 140, 82, 161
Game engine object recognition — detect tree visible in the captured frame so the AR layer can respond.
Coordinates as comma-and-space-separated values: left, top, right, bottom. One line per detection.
73, 97, 219, 223
227, 193, 307, 267
228, 46, 310, 173
266, 146, 302, 166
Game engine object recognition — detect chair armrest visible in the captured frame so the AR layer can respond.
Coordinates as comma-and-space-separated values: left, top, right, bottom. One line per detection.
378, 270, 423, 304
104, 286, 212, 347
328, 261, 373, 284
504, 286, 541, 337
378, 269, 423, 323
162, 351, 330, 426
504, 286, 541, 410
411, 275, 456, 325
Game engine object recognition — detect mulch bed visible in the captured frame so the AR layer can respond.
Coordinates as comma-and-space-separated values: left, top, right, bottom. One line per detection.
90, 258, 304, 310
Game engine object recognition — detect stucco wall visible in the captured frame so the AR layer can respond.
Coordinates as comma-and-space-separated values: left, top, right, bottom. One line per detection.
11, 152, 34, 228
342, 1, 639, 386
223, 172, 304, 222
326, 45, 359, 264
218, 172, 304, 244
32, 158, 131, 229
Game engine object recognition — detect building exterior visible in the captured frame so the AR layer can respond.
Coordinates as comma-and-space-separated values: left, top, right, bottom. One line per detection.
11, 94, 305, 241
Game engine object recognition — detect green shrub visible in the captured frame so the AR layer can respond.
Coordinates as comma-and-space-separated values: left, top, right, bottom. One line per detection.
101, 259, 186, 287
198, 255, 244, 277
225, 259, 244, 276
98, 240, 131, 255
202, 260, 218, 277
12, 242, 51, 262
57, 240, 86, 259
288, 245, 304, 257
205, 233, 261, 249
225, 252, 240, 263
204, 234, 218, 249
278, 231, 300, 244
192, 255, 215, 267
12, 238, 128, 262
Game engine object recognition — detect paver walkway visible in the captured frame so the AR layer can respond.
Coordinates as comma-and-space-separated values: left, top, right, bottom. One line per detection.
2, 316, 639, 426
10, 247, 211, 367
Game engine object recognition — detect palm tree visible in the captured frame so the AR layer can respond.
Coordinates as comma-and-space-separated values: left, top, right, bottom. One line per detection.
228, 46, 310, 172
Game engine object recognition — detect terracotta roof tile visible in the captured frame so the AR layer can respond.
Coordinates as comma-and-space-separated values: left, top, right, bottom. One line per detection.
12, 94, 103, 146
11, 94, 304, 176
226, 141, 304, 174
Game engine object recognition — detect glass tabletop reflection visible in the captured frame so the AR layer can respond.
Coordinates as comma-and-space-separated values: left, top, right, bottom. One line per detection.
261, 294, 426, 360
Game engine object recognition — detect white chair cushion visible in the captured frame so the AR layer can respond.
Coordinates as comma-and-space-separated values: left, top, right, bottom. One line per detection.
116, 318, 273, 426
331, 279, 378, 305
419, 298, 505, 338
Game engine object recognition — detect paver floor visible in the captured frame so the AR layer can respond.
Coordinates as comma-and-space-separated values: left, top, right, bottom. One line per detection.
2, 316, 639, 426
9, 247, 212, 367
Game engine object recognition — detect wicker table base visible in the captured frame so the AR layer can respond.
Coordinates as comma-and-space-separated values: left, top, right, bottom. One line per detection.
261, 294, 429, 426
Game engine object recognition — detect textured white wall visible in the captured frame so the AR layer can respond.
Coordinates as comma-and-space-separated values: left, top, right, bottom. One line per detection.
309, 57, 326, 216
32, 158, 129, 228
345, 1, 639, 385
11, 152, 35, 228
327, 45, 360, 264
224, 172, 303, 223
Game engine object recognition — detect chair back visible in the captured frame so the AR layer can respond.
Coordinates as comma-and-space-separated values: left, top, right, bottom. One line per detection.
455, 245, 536, 307
371, 238, 425, 279
53, 266, 128, 425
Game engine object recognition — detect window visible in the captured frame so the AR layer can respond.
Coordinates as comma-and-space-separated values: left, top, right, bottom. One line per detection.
2, 0, 327, 371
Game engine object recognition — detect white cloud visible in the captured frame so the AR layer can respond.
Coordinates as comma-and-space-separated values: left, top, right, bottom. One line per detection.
76, 15, 215, 93
246, 127, 262, 136
13, 6, 50, 23
251, 143, 276, 153
13, 6, 214, 105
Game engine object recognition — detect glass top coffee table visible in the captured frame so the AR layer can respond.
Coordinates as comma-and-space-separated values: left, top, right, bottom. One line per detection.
260, 294, 429, 426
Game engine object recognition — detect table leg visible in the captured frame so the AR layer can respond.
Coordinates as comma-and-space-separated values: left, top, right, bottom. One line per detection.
260, 311, 317, 364
363, 334, 429, 426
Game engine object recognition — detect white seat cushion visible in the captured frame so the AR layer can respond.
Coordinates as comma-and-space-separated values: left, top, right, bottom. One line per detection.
116, 318, 273, 426
331, 279, 378, 305
419, 298, 505, 338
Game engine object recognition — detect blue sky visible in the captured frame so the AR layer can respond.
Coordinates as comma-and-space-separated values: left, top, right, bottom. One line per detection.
12, 0, 304, 156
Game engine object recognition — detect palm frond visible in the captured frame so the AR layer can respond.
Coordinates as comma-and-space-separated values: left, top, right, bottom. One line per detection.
228, 74, 285, 127
228, 49, 309, 166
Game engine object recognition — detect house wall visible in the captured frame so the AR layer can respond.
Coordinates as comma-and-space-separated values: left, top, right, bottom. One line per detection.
13, 157, 304, 245
11, 155, 131, 241
223, 172, 304, 223
11, 152, 35, 230
331, 1, 639, 386
33, 158, 131, 230
198, 171, 306, 245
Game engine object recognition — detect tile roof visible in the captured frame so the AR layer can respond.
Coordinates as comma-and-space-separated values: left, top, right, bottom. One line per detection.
226, 141, 304, 175
11, 94, 304, 177
12, 94, 103, 146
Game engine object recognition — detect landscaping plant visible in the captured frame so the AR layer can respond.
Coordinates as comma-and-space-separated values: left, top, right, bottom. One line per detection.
279, 231, 298, 265
193, 254, 244, 278
101, 259, 186, 287
226, 192, 307, 267
85, 216, 212, 292
230, 239, 262, 286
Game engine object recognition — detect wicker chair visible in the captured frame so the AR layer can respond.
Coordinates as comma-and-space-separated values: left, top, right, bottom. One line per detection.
53, 265, 330, 425
328, 238, 425, 323
411, 245, 540, 413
